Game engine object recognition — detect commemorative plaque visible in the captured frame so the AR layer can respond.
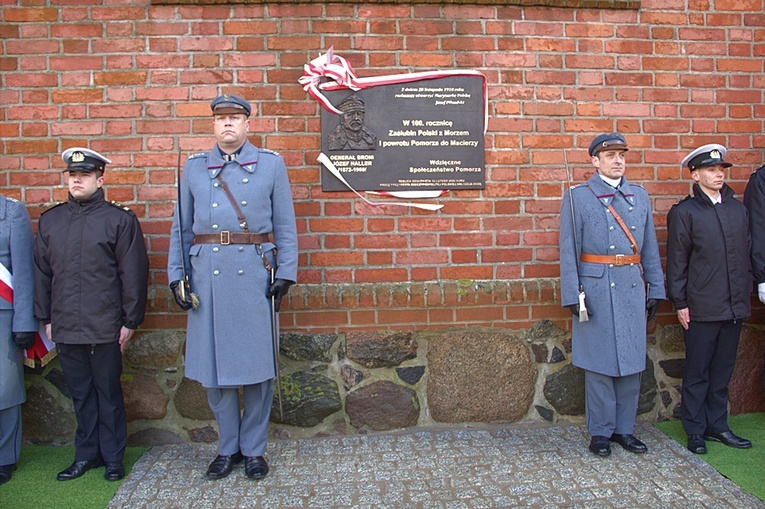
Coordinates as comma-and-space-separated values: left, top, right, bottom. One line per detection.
319, 75, 485, 192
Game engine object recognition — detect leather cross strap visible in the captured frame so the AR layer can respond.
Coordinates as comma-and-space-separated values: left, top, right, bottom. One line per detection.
216, 171, 249, 232
580, 184, 641, 266
194, 232, 271, 245
605, 203, 639, 254
580, 253, 641, 266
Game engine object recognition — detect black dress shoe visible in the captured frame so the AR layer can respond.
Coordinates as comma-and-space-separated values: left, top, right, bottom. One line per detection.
0, 464, 16, 485
244, 455, 269, 480
588, 436, 611, 457
104, 462, 125, 481
57, 458, 104, 481
687, 434, 707, 454
610, 433, 648, 454
704, 430, 752, 449
205, 451, 243, 480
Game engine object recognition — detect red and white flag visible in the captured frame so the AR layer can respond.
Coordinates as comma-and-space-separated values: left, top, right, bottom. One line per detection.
0, 261, 56, 367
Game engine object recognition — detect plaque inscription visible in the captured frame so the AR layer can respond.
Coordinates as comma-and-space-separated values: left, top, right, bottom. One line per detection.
320, 75, 485, 192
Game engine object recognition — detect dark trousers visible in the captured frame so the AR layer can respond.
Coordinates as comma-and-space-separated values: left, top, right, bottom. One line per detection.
57, 342, 127, 463
681, 320, 742, 436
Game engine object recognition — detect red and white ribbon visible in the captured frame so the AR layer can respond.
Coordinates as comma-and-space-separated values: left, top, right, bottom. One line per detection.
0, 261, 56, 367
318, 153, 444, 211
299, 47, 488, 134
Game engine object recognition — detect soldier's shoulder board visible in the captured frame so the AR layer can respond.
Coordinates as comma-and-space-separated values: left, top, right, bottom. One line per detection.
107, 200, 137, 216
6, 196, 19, 203
259, 148, 280, 157
188, 152, 207, 160
40, 201, 66, 216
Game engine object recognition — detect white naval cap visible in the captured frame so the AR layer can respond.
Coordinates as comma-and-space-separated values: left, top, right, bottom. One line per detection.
681, 143, 732, 172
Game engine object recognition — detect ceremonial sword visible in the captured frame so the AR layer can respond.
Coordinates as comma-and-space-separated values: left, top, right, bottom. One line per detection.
265, 251, 285, 422
564, 149, 589, 323
176, 151, 199, 309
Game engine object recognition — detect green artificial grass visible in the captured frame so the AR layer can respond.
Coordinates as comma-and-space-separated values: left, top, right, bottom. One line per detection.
655, 412, 765, 502
0, 446, 148, 509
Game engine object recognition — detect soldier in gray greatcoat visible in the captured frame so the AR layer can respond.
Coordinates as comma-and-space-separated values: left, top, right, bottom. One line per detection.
0, 195, 37, 485
168, 94, 298, 481
559, 133, 665, 457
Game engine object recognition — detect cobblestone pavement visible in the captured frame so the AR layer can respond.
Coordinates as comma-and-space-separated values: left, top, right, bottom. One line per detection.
109, 422, 763, 508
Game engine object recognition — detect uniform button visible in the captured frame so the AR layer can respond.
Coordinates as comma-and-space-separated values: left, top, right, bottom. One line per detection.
213, 182, 219, 188
628, 207, 633, 211
238, 247, 244, 252
632, 283, 636, 287
212, 224, 219, 229
212, 203, 218, 208
631, 226, 636, 230
213, 247, 219, 252
243, 178, 249, 183
609, 264, 614, 268
609, 226, 614, 231
238, 270, 244, 275
213, 270, 220, 276
610, 283, 615, 287
241, 201, 247, 206
609, 245, 615, 250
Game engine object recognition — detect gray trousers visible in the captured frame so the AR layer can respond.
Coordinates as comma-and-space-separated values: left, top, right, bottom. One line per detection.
584, 370, 640, 437
0, 405, 21, 467
206, 379, 274, 457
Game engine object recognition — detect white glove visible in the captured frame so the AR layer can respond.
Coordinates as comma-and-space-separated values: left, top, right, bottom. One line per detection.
758, 282, 765, 304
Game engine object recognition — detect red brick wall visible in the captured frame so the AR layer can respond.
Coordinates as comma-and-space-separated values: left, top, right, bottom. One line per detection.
2, 1, 764, 334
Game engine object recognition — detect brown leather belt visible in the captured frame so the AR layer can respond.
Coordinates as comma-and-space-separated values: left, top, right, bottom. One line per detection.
580, 253, 641, 266
194, 232, 271, 245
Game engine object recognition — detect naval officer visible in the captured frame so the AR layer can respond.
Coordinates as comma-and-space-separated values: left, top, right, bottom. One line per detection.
559, 133, 665, 457
168, 94, 298, 480
34, 148, 149, 481
667, 144, 752, 454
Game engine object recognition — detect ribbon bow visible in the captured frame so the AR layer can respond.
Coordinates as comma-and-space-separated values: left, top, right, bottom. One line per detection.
299, 47, 364, 115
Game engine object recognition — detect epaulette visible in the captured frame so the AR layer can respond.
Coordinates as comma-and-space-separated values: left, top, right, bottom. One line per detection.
6, 197, 19, 203
107, 200, 137, 216
188, 152, 207, 160
259, 148, 280, 156
39, 201, 66, 216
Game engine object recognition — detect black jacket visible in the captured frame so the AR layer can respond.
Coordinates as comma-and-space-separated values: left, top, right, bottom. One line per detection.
33, 189, 149, 344
744, 164, 765, 284
666, 183, 752, 322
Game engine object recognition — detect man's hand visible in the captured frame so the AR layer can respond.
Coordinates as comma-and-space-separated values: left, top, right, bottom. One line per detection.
119, 326, 135, 352
676, 307, 690, 330
267, 279, 293, 313
567, 304, 593, 318
646, 299, 659, 322
45, 323, 52, 341
169, 280, 193, 311
13, 331, 36, 350
758, 282, 765, 304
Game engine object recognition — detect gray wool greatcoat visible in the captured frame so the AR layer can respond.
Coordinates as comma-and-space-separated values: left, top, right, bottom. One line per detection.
559, 173, 665, 377
0, 196, 37, 410
168, 141, 298, 388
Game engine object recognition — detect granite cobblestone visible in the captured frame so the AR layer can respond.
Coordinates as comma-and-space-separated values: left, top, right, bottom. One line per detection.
109, 422, 763, 508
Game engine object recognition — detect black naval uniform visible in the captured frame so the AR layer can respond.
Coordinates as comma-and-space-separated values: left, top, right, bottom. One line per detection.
666, 183, 751, 436
34, 188, 148, 464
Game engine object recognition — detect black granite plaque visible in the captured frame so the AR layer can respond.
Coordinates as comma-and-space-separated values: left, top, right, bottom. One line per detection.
320, 75, 485, 192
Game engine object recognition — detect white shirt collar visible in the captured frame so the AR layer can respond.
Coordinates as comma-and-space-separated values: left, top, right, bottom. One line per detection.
598, 173, 622, 188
